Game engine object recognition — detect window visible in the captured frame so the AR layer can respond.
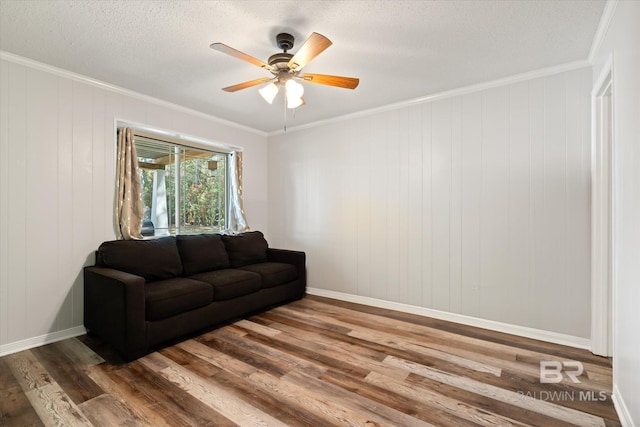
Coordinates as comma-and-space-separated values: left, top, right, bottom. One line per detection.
134, 134, 228, 236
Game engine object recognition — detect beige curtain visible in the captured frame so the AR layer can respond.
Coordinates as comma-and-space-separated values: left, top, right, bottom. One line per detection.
115, 127, 144, 240
228, 151, 249, 232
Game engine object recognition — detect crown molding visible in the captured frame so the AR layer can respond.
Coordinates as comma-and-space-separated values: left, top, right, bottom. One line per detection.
588, 0, 619, 63
0, 51, 267, 137
0, 50, 593, 140
268, 59, 591, 137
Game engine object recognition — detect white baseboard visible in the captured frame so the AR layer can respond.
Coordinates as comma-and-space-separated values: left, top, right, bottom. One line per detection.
612, 385, 635, 427
0, 326, 87, 357
306, 288, 591, 350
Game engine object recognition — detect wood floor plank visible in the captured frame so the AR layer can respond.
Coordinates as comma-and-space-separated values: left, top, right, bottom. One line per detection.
0, 358, 43, 426
85, 364, 175, 427
23, 382, 93, 426
141, 352, 289, 427
318, 368, 478, 427
203, 326, 328, 378
0, 295, 621, 427
55, 337, 105, 368
281, 369, 434, 427
384, 355, 607, 427
31, 343, 103, 405
77, 393, 145, 426
364, 370, 526, 427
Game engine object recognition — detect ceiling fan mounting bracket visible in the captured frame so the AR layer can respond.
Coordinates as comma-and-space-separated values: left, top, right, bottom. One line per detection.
276, 33, 295, 52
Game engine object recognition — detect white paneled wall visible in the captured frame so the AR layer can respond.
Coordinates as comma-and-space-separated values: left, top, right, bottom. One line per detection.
269, 67, 591, 338
0, 57, 268, 353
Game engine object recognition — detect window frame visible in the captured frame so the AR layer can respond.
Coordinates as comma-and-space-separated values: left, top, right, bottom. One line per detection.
129, 128, 232, 237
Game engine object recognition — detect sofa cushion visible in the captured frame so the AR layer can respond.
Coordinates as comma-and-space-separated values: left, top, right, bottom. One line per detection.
99, 237, 182, 281
145, 278, 213, 321
221, 231, 269, 268
238, 262, 298, 288
189, 269, 261, 301
176, 234, 230, 275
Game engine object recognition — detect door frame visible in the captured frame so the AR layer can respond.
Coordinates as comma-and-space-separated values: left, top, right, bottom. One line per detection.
590, 55, 614, 357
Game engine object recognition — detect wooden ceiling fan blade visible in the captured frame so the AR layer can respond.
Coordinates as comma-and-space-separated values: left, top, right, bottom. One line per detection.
301, 73, 360, 89
288, 33, 332, 71
222, 77, 273, 92
210, 43, 274, 71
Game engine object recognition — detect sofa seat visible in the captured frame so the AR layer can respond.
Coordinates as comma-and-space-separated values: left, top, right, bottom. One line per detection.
190, 269, 262, 301
238, 262, 298, 288
145, 278, 213, 321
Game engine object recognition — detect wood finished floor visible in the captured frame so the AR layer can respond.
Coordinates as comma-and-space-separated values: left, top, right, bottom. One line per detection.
1, 295, 620, 427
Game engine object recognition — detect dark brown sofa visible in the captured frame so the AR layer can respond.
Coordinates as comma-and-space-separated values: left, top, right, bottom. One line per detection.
84, 231, 305, 361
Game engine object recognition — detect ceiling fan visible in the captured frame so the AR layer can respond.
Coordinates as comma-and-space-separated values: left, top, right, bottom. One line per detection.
210, 32, 359, 109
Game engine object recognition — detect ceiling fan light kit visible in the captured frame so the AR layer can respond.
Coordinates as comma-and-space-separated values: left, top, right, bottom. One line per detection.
210, 31, 359, 112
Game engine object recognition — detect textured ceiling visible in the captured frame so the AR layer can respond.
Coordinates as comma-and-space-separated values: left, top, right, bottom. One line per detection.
0, 0, 605, 133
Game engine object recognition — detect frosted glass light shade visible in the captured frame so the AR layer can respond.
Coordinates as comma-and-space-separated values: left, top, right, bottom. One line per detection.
287, 96, 304, 109
285, 79, 304, 109
259, 82, 278, 104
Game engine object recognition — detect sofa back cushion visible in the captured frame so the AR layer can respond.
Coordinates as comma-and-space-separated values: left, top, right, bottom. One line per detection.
98, 237, 183, 281
176, 234, 230, 275
221, 231, 269, 267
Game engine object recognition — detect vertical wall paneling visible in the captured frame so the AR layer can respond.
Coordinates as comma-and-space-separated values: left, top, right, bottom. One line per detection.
104, 92, 122, 241
507, 81, 531, 326
0, 59, 9, 345
420, 102, 433, 308
460, 92, 482, 317
355, 117, 372, 297
528, 77, 546, 331
540, 73, 569, 333
387, 110, 401, 303
341, 124, 359, 296
6, 63, 27, 343
71, 82, 94, 332
92, 89, 106, 251
25, 68, 59, 337
269, 67, 592, 338
406, 105, 423, 305
449, 97, 463, 314
56, 76, 74, 331
480, 87, 510, 322
395, 109, 409, 304
369, 113, 388, 300
0, 57, 268, 353
431, 98, 453, 311
564, 69, 591, 337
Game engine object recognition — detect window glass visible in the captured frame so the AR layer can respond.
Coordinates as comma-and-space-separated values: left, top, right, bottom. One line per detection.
135, 135, 227, 236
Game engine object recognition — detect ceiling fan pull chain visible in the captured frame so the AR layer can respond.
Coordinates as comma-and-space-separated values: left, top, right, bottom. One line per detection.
283, 95, 287, 132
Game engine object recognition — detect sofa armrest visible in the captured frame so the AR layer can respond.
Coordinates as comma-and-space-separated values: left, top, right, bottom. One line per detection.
267, 248, 306, 292
84, 266, 147, 361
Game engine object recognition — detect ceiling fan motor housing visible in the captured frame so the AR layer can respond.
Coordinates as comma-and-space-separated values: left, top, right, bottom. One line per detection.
268, 52, 294, 70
